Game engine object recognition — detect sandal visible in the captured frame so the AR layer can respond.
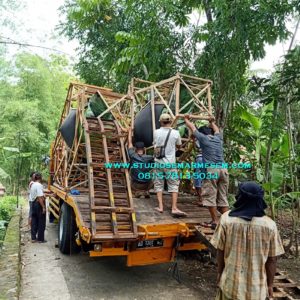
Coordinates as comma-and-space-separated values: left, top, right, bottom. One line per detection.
154, 207, 163, 213
201, 221, 217, 230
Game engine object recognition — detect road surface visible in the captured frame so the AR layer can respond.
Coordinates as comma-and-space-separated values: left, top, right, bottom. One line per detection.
20, 214, 215, 300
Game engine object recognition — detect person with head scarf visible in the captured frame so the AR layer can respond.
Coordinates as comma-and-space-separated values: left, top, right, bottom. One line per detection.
211, 182, 284, 300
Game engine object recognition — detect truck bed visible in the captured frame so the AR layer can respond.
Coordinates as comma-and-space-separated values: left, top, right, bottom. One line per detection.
71, 193, 213, 228
134, 193, 212, 225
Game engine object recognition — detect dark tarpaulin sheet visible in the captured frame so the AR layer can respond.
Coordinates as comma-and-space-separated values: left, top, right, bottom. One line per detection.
59, 109, 76, 148
134, 102, 164, 147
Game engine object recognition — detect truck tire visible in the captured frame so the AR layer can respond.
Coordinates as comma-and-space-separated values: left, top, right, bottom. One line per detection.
58, 202, 81, 254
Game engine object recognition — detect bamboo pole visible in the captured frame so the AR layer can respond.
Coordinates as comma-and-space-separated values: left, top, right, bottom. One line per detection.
114, 121, 137, 236
179, 78, 211, 115
150, 86, 156, 142
175, 79, 180, 116
207, 84, 212, 115
83, 117, 96, 237
177, 114, 213, 120
178, 72, 213, 84
98, 91, 126, 118
179, 85, 209, 113
153, 86, 175, 118
134, 75, 179, 95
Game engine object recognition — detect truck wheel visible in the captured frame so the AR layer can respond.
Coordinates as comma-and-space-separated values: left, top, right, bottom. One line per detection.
58, 202, 81, 254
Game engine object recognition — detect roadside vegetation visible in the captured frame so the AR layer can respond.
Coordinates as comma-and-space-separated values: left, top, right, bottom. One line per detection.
0, 196, 24, 249
0, 1, 299, 256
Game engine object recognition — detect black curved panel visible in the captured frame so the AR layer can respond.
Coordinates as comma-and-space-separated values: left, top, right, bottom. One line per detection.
134, 102, 164, 147
59, 109, 76, 148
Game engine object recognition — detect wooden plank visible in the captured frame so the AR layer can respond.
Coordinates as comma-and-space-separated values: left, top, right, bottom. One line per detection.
194, 225, 217, 257
98, 118, 118, 236
175, 78, 180, 116
274, 283, 300, 288
83, 118, 96, 237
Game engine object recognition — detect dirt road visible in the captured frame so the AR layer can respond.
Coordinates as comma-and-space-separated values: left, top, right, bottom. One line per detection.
20, 216, 216, 300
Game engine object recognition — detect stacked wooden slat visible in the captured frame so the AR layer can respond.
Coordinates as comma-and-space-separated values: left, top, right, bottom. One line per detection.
85, 117, 137, 241
273, 271, 300, 299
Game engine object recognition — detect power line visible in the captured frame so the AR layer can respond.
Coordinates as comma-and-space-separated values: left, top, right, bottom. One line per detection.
0, 35, 74, 57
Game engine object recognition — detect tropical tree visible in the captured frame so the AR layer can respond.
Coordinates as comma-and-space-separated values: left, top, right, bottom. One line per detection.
60, 0, 299, 128
0, 52, 74, 193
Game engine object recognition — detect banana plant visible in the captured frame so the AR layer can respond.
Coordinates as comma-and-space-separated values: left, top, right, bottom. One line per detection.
237, 102, 289, 218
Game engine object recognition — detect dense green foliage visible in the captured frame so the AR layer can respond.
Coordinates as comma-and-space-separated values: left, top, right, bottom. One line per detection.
0, 196, 24, 247
0, 52, 74, 192
0, 196, 19, 221
60, 0, 299, 127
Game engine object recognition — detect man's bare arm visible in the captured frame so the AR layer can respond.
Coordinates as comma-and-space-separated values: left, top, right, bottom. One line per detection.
43, 189, 55, 197
184, 115, 197, 133
266, 256, 277, 298
36, 196, 46, 213
216, 249, 225, 284
209, 121, 220, 134
128, 127, 133, 148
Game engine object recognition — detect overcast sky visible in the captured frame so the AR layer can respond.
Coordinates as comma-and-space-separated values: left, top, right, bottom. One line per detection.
2, 0, 299, 74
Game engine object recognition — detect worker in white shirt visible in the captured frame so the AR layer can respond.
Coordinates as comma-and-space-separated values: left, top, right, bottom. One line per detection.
30, 173, 47, 243
28, 171, 36, 227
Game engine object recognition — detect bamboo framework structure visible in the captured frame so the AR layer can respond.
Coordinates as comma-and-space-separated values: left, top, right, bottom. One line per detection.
50, 82, 133, 190
50, 73, 215, 191
50, 82, 138, 241
130, 72, 214, 158
49, 73, 214, 241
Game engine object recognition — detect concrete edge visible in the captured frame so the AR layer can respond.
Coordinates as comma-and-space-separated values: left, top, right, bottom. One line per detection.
0, 209, 21, 300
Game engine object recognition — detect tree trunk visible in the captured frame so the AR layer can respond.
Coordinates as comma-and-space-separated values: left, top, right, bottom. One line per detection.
203, 0, 213, 23
264, 100, 278, 182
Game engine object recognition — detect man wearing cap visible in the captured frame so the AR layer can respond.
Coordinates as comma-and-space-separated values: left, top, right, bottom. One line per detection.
127, 127, 154, 197
211, 182, 284, 300
184, 115, 229, 228
153, 113, 186, 217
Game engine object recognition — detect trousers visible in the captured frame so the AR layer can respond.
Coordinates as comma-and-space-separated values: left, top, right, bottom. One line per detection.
31, 200, 46, 241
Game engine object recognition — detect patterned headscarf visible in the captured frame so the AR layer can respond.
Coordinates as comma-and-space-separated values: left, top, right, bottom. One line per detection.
229, 181, 267, 221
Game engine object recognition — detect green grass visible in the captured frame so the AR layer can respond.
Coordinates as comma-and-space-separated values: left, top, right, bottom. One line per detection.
0, 196, 25, 246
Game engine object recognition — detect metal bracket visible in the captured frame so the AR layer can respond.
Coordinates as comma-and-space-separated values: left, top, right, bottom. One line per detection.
168, 235, 182, 283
